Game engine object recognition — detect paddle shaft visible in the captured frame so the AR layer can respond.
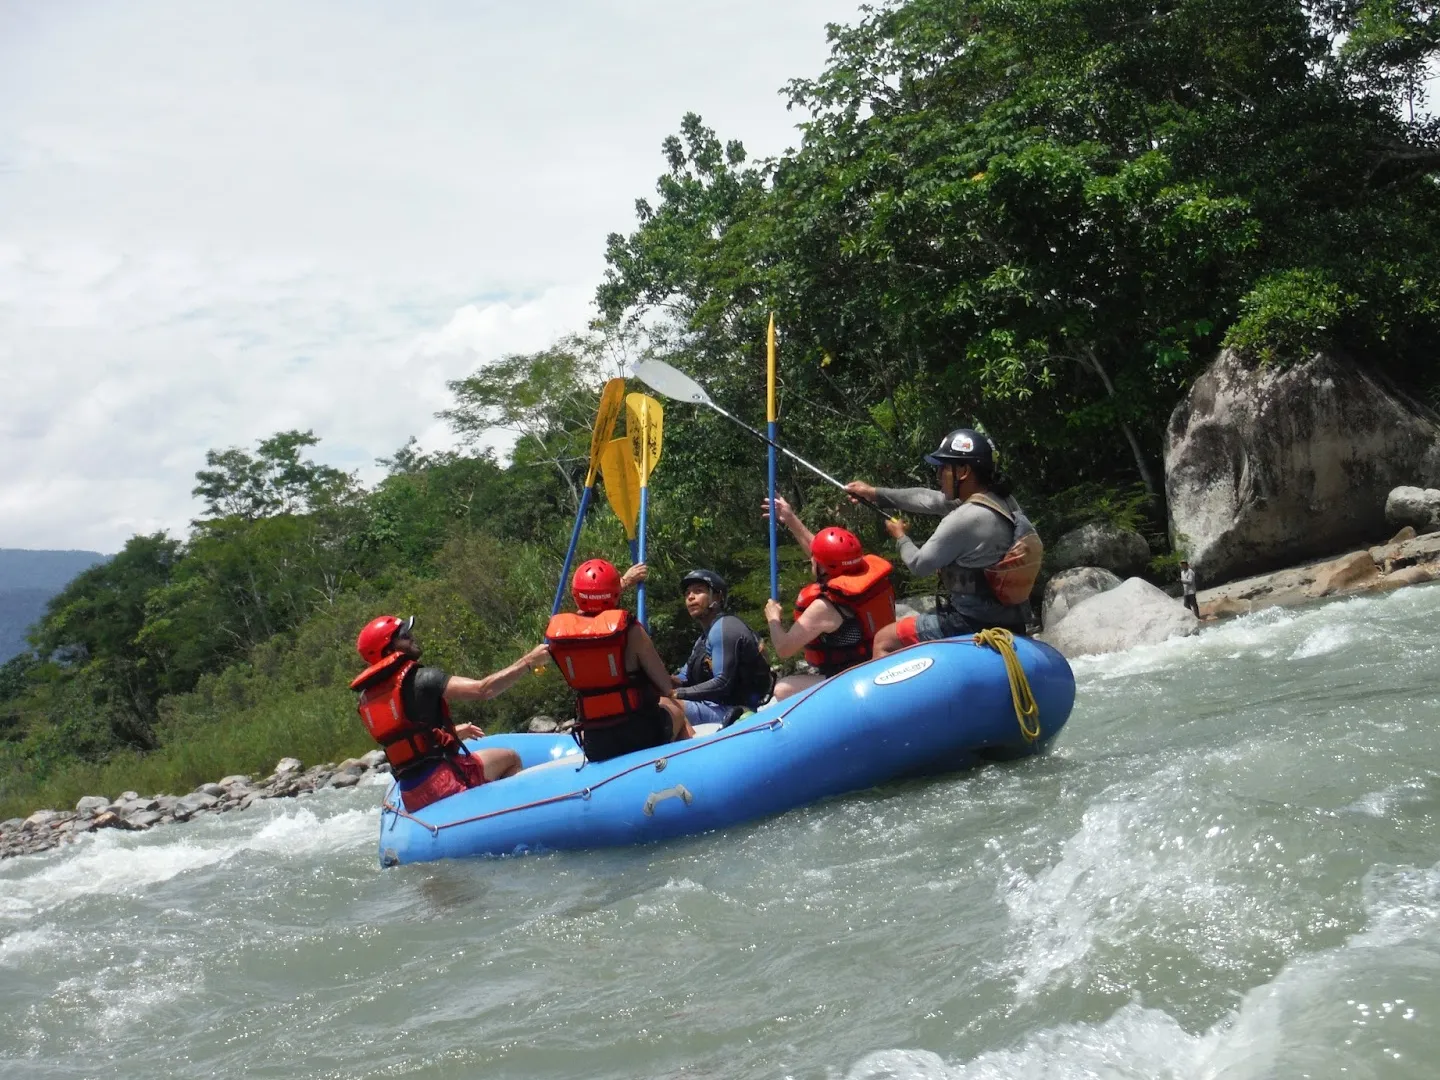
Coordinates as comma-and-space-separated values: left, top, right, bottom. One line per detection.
551, 485, 594, 616
767, 420, 779, 600
705, 401, 891, 521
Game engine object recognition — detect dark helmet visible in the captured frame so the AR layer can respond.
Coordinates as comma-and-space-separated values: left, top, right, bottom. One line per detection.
924, 428, 995, 471
679, 568, 727, 603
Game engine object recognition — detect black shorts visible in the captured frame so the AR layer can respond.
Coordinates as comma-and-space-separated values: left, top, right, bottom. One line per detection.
578, 706, 672, 763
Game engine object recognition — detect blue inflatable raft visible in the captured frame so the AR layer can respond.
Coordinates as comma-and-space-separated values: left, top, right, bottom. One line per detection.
377, 635, 1075, 866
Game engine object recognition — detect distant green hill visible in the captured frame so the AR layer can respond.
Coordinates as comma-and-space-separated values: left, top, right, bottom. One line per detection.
0, 549, 109, 661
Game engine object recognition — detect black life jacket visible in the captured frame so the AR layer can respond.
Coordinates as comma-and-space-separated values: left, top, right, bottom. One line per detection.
681, 615, 772, 708
350, 655, 462, 779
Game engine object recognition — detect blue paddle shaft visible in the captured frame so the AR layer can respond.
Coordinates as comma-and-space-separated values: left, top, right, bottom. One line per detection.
768, 420, 779, 601
636, 487, 649, 627
551, 485, 594, 616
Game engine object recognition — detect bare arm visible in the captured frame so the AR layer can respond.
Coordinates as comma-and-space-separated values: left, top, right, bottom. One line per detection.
765, 597, 843, 659
626, 624, 677, 699
762, 497, 815, 550
444, 644, 551, 702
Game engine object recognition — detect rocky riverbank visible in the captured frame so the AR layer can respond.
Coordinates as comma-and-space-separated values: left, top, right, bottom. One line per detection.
1197, 527, 1440, 619
0, 751, 392, 860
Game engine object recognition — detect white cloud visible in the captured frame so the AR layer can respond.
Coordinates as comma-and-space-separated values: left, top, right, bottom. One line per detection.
0, 0, 861, 550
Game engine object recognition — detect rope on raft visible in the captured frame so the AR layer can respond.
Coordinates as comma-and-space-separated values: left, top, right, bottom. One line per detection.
972, 627, 1041, 742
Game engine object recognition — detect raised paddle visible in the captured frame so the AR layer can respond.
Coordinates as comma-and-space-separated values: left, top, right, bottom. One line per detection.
630, 358, 892, 521
625, 393, 664, 627
600, 437, 641, 559
766, 314, 780, 602
551, 378, 627, 615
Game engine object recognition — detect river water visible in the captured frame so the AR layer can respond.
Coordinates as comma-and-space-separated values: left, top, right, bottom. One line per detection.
3, 584, 1439, 1079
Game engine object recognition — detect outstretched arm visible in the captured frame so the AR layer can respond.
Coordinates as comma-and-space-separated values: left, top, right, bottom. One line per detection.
846, 480, 956, 517
445, 644, 551, 702
762, 496, 815, 550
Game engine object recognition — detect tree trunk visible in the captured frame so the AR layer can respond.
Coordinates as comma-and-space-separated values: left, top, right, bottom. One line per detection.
1079, 346, 1161, 501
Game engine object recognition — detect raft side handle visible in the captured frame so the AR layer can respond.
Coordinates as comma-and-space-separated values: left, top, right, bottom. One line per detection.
643, 784, 693, 816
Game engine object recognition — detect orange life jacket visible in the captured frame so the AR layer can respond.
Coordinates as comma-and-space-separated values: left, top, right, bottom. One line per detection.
966, 493, 1044, 606
545, 609, 658, 729
794, 554, 896, 675
349, 653, 457, 777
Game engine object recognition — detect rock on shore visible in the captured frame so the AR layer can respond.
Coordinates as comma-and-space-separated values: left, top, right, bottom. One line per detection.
1165, 350, 1440, 585
0, 749, 392, 861
1197, 528, 1440, 617
1042, 577, 1198, 658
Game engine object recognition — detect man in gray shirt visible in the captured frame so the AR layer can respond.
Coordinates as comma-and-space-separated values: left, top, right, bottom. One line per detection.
845, 428, 1039, 655
1179, 560, 1199, 617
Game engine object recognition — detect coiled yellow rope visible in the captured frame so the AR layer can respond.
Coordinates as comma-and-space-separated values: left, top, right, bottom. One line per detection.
973, 628, 1042, 742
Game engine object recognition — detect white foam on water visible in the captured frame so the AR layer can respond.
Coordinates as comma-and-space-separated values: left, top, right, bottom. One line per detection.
1290, 622, 1354, 659
635, 876, 709, 916
1069, 588, 1412, 684
51, 954, 204, 1039
0, 927, 59, 966
846, 849, 1440, 1080
1, 804, 374, 921
1353, 860, 1440, 949
999, 759, 1268, 997
843, 1002, 1267, 1080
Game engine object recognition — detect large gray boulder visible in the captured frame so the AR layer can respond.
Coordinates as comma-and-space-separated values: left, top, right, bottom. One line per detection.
1041, 567, 1122, 629
1049, 522, 1151, 577
1165, 350, 1440, 584
894, 594, 937, 620
1043, 577, 1199, 658
1385, 486, 1440, 533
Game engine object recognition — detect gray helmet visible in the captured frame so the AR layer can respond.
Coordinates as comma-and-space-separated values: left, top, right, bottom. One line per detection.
924, 428, 995, 471
679, 568, 727, 601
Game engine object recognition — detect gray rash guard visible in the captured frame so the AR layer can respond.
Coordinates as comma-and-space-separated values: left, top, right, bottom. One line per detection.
875, 486, 1035, 627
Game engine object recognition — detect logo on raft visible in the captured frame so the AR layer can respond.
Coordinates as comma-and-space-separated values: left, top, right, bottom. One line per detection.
873, 656, 935, 686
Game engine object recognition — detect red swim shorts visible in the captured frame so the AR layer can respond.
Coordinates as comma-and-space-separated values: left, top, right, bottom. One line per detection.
399, 755, 487, 812
893, 615, 922, 647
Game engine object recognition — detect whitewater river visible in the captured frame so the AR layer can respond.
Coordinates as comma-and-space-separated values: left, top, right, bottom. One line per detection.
4, 584, 1440, 1079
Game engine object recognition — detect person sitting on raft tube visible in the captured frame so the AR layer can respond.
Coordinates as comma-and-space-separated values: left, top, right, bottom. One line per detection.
350, 615, 551, 813
844, 428, 1043, 656
672, 569, 774, 727
760, 497, 896, 700
545, 559, 692, 763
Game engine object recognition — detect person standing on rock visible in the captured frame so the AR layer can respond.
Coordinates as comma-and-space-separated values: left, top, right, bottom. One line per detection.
351, 615, 549, 812
1180, 560, 1200, 617
845, 429, 1042, 656
760, 497, 895, 699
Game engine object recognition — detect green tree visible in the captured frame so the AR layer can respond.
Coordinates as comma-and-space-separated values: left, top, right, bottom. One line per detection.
193, 429, 354, 520
27, 533, 182, 749
599, 0, 1440, 506
439, 337, 624, 512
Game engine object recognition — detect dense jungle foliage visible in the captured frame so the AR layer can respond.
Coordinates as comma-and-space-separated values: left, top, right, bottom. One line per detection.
2, 0, 1437, 817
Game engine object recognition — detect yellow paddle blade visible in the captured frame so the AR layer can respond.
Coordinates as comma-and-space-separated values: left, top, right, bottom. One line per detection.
600, 437, 640, 540
625, 392, 664, 484
586, 379, 627, 487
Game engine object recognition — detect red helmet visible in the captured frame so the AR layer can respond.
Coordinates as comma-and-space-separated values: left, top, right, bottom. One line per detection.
356, 614, 413, 665
811, 527, 866, 576
572, 559, 622, 613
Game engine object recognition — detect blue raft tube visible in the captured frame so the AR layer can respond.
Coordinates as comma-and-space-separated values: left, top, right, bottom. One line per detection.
377, 633, 1075, 866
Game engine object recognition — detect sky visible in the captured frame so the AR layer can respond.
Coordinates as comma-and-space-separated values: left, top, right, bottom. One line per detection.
0, 0, 863, 552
